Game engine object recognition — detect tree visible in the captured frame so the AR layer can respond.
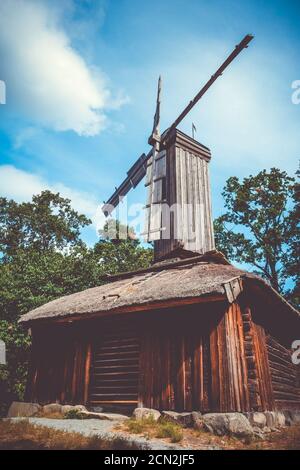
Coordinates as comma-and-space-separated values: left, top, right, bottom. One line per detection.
96, 219, 153, 274
282, 171, 300, 306
0, 194, 153, 413
214, 168, 298, 297
0, 190, 91, 259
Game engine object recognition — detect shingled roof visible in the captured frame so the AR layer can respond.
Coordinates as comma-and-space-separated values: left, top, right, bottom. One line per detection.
19, 252, 299, 324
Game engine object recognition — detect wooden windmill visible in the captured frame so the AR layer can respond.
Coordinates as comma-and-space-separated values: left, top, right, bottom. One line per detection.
103, 35, 254, 261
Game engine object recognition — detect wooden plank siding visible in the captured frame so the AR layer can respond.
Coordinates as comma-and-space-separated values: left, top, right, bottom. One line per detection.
209, 303, 250, 412
154, 133, 215, 261
266, 335, 300, 410
25, 299, 298, 412
25, 324, 91, 405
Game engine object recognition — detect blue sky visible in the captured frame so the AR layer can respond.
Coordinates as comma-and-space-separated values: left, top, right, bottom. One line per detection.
0, 0, 299, 246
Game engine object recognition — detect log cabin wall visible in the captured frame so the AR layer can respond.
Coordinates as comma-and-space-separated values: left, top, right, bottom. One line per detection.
266, 334, 300, 410
243, 296, 300, 411
25, 299, 265, 413
25, 323, 91, 405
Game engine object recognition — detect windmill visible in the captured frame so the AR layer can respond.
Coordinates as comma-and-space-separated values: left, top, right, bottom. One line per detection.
102, 35, 253, 261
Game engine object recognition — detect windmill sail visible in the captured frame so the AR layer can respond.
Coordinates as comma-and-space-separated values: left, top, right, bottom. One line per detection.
102, 152, 148, 216
143, 149, 167, 241
102, 34, 254, 252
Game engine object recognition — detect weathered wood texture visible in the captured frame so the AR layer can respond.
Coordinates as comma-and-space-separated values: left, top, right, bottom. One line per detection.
89, 326, 140, 406
153, 131, 215, 261
25, 300, 299, 412
25, 324, 91, 405
209, 302, 250, 412
266, 334, 300, 410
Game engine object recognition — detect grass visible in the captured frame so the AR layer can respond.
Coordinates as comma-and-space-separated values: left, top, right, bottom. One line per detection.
155, 420, 183, 443
0, 420, 139, 450
63, 409, 83, 420
124, 416, 183, 443
123, 417, 300, 449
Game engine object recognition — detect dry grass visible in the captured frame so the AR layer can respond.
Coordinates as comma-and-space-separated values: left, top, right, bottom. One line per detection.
246, 426, 300, 450
0, 420, 139, 450
124, 416, 183, 443
122, 418, 300, 450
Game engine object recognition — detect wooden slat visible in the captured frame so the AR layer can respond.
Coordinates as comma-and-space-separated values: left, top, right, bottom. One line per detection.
89, 331, 140, 407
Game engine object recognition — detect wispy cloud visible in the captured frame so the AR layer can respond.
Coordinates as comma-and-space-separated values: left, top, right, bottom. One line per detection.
0, 165, 103, 229
0, 0, 127, 136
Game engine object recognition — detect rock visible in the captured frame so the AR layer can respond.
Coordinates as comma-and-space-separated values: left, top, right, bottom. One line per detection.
160, 411, 193, 427
264, 411, 286, 428
72, 405, 87, 412
246, 412, 267, 429
7, 401, 42, 418
79, 411, 128, 421
42, 403, 62, 415
226, 414, 254, 439
191, 411, 203, 430
262, 426, 271, 433
203, 413, 253, 439
252, 426, 265, 440
61, 405, 74, 415
283, 410, 300, 426
274, 411, 285, 427
61, 404, 87, 416
133, 408, 161, 421
264, 411, 276, 428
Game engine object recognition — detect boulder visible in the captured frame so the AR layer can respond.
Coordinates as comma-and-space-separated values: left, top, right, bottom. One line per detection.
79, 411, 128, 421
264, 411, 276, 428
246, 412, 267, 429
61, 404, 87, 416
191, 411, 203, 430
160, 411, 193, 427
42, 403, 62, 415
283, 410, 300, 426
203, 413, 253, 439
262, 426, 272, 433
133, 408, 161, 421
252, 426, 265, 440
61, 405, 75, 415
7, 401, 42, 418
72, 404, 87, 412
274, 411, 285, 427
263, 411, 286, 428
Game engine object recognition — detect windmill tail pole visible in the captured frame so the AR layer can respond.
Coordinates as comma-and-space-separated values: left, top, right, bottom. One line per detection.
163, 34, 254, 143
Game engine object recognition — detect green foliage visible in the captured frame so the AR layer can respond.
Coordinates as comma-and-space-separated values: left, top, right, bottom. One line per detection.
0, 191, 153, 415
63, 409, 83, 420
0, 190, 91, 259
97, 219, 153, 274
155, 420, 183, 443
125, 417, 183, 443
0, 321, 31, 415
126, 416, 156, 434
214, 168, 298, 301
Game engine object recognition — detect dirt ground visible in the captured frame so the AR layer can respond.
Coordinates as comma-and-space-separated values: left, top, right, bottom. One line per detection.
117, 421, 300, 450
1, 419, 299, 450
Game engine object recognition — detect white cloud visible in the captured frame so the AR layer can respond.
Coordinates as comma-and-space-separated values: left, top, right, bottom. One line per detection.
0, 0, 126, 135
0, 165, 102, 229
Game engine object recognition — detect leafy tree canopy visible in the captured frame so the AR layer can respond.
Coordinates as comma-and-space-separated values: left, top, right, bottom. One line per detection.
0, 190, 91, 259
214, 168, 299, 304
0, 192, 152, 411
